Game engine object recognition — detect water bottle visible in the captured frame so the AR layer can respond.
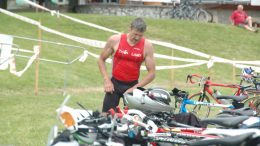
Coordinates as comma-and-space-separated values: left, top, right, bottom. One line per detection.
213, 89, 230, 104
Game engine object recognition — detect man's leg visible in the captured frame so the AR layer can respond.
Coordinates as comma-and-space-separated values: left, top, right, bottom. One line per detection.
240, 17, 258, 32
246, 16, 253, 28
102, 78, 138, 112
244, 24, 256, 32
102, 92, 120, 112
112, 78, 138, 106
239, 23, 257, 32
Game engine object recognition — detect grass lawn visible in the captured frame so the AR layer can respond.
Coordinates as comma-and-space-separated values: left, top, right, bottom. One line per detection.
0, 12, 259, 145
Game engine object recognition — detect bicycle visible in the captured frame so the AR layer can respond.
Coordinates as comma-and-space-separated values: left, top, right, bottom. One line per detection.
168, 0, 213, 23
237, 67, 260, 95
109, 106, 221, 145
185, 74, 255, 118
49, 95, 259, 146
236, 67, 260, 115
171, 87, 247, 119
50, 95, 194, 146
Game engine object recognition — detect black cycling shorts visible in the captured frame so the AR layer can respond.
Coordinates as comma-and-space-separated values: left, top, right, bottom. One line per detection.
102, 77, 138, 112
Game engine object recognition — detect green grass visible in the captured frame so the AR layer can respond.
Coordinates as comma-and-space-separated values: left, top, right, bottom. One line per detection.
0, 12, 259, 145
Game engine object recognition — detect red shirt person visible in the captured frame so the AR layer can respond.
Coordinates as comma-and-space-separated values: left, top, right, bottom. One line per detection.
112, 34, 145, 82
98, 18, 155, 112
230, 5, 258, 32
230, 9, 248, 26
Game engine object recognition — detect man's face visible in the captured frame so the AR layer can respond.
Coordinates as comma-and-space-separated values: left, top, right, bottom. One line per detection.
237, 5, 243, 11
128, 28, 144, 44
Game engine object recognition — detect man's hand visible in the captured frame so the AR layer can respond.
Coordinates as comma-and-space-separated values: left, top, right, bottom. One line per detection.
124, 86, 136, 94
104, 79, 114, 93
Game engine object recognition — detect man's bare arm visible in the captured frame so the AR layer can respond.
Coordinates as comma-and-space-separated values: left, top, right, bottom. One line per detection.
230, 12, 235, 25
98, 35, 118, 93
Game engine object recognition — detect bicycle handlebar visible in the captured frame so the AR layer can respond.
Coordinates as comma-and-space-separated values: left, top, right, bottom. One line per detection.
236, 74, 260, 79
186, 74, 201, 84
187, 74, 249, 89
109, 107, 158, 133
186, 74, 209, 86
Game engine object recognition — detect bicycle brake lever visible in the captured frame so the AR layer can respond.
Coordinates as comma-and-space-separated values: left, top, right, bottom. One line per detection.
186, 75, 192, 83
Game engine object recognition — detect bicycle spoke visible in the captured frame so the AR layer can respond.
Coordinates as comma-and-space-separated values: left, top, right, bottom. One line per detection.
186, 93, 211, 119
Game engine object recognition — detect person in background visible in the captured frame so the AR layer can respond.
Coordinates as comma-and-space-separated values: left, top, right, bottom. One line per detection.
38, 0, 45, 6
230, 4, 258, 33
98, 18, 156, 112
68, 0, 79, 12
0, 0, 8, 9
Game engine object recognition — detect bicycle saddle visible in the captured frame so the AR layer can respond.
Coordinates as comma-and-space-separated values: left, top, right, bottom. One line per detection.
219, 107, 256, 117
201, 116, 249, 128
215, 95, 247, 102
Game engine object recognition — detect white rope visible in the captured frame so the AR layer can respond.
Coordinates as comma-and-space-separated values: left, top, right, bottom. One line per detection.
3, 35, 93, 65
0, 9, 205, 66
12, 35, 87, 49
155, 62, 207, 70
1, 8, 259, 72
19, 1, 260, 65
19, 0, 219, 59
154, 53, 208, 63
19, 2, 260, 68
234, 64, 260, 73
14, 48, 34, 53
23, 0, 121, 34
9, 45, 40, 77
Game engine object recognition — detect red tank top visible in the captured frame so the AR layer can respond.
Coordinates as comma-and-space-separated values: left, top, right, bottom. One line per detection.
112, 34, 145, 82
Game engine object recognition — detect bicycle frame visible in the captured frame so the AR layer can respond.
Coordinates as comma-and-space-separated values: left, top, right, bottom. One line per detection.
187, 74, 248, 104
179, 96, 234, 113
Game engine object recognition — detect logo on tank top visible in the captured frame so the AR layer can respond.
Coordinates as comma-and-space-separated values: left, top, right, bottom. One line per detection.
119, 49, 129, 55
132, 47, 142, 57
131, 53, 142, 57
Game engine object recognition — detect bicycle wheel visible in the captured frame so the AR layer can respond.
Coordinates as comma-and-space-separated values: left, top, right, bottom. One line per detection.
245, 88, 260, 97
167, 9, 175, 19
196, 9, 212, 23
186, 93, 211, 119
243, 96, 260, 116
172, 9, 184, 20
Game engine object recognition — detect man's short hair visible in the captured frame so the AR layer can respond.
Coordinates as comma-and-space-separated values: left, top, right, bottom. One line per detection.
130, 18, 147, 32
237, 4, 243, 10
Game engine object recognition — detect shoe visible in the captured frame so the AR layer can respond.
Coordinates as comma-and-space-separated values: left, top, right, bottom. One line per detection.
255, 29, 258, 33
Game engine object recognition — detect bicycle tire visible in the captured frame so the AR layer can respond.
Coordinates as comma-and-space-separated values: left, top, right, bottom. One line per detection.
167, 9, 175, 19
196, 9, 211, 23
245, 88, 260, 97
173, 4, 188, 20
187, 93, 211, 119
243, 96, 260, 116
172, 9, 183, 20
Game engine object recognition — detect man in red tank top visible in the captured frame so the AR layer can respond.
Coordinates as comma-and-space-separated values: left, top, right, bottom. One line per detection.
98, 18, 156, 112
230, 5, 258, 33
